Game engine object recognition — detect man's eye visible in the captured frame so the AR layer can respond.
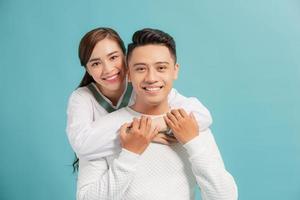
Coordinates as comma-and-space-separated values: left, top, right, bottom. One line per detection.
158, 66, 167, 71
136, 67, 145, 72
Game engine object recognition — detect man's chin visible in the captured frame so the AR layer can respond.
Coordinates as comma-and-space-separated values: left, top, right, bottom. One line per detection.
143, 98, 166, 106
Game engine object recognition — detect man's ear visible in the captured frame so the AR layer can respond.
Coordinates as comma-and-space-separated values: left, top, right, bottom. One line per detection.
173, 63, 179, 80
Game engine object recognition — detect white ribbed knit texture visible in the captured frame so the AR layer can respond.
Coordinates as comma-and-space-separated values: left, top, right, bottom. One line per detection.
76, 108, 238, 200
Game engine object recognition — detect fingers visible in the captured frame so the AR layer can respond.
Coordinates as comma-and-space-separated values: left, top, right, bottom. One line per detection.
152, 137, 172, 145
139, 116, 147, 132
149, 126, 159, 140
178, 108, 188, 118
146, 117, 152, 133
127, 121, 133, 129
132, 118, 140, 131
140, 116, 152, 136
152, 133, 178, 145
120, 123, 130, 133
166, 112, 177, 124
165, 135, 178, 143
171, 109, 183, 120
160, 134, 178, 143
164, 115, 175, 129
166, 109, 187, 126
120, 123, 130, 140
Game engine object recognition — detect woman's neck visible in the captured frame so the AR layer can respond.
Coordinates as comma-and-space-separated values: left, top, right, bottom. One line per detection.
95, 83, 125, 106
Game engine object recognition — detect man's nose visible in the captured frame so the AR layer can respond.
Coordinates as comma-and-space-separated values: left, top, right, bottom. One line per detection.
145, 69, 158, 83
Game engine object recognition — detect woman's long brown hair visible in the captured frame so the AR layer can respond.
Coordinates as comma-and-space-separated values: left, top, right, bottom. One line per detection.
73, 27, 126, 172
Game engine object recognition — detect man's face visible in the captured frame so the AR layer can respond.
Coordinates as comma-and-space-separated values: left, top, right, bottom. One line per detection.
128, 44, 179, 106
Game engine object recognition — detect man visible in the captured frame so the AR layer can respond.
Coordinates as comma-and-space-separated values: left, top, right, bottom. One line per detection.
77, 28, 238, 200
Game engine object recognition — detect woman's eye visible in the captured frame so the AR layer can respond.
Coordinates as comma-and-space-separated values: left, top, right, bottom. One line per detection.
110, 55, 119, 61
91, 62, 101, 67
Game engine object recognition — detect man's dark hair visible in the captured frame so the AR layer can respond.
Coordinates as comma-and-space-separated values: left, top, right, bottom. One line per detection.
127, 28, 177, 62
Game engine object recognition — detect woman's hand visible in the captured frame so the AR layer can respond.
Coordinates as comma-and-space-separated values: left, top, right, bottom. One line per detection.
151, 116, 178, 145
164, 109, 199, 144
120, 116, 159, 154
152, 133, 178, 145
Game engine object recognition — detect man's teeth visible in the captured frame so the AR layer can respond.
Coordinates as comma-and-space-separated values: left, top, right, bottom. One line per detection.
105, 74, 118, 80
144, 87, 161, 91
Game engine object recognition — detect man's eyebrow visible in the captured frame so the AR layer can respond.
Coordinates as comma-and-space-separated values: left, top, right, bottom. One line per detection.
133, 63, 147, 67
155, 61, 169, 65
133, 61, 170, 67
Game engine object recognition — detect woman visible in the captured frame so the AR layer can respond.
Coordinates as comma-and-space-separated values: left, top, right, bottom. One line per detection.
66, 27, 212, 171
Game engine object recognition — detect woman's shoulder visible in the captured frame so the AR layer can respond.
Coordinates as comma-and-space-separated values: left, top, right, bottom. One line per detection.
71, 86, 93, 98
68, 86, 94, 105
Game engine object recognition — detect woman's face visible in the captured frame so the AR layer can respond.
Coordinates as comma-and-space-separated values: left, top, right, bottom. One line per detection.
86, 38, 126, 96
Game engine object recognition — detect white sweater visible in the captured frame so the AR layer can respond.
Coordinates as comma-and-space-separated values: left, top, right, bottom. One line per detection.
66, 83, 212, 160
76, 107, 238, 200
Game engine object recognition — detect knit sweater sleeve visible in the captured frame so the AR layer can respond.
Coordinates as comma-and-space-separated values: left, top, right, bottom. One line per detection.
183, 130, 238, 200
168, 88, 212, 131
66, 90, 128, 160
77, 148, 140, 200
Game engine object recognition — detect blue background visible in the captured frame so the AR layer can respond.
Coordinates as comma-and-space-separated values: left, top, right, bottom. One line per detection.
1, 0, 300, 199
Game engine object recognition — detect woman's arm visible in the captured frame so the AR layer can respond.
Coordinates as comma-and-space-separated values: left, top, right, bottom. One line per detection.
77, 116, 157, 200
168, 88, 212, 131
77, 149, 139, 200
66, 90, 126, 160
66, 88, 213, 161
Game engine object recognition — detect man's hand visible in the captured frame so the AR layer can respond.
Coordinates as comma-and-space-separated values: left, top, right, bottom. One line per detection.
120, 116, 159, 154
164, 109, 199, 144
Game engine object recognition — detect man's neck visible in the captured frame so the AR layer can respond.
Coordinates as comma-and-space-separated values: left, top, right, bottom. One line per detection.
131, 100, 169, 115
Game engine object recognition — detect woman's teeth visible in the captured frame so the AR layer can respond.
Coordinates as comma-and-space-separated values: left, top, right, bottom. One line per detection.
104, 73, 118, 80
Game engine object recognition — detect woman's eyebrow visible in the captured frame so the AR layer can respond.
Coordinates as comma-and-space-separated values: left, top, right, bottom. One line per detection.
107, 51, 119, 57
88, 58, 101, 63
